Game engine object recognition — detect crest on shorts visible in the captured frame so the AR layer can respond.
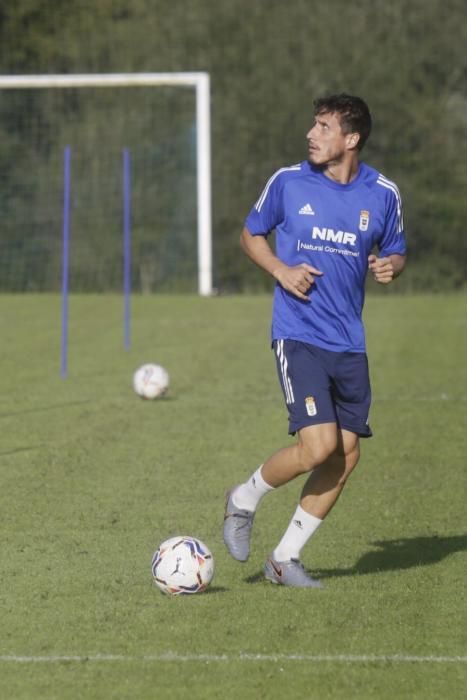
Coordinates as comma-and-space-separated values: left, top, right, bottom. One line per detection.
305, 396, 317, 417
359, 210, 370, 231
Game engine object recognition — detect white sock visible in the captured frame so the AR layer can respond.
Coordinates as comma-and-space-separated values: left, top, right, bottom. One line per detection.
231, 465, 274, 512
273, 505, 322, 562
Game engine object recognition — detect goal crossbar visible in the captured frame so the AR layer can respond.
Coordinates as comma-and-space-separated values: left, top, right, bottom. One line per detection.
0, 72, 212, 295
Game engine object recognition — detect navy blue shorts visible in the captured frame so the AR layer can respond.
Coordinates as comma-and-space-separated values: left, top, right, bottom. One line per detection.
273, 339, 372, 437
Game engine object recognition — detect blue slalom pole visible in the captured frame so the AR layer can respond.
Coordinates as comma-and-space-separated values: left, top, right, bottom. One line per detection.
60, 146, 71, 378
123, 148, 131, 350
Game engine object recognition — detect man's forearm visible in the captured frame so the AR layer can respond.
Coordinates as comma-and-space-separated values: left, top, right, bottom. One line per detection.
389, 254, 406, 279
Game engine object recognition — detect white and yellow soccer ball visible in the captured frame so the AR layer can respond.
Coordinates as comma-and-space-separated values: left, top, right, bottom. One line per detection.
151, 536, 215, 596
133, 363, 169, 399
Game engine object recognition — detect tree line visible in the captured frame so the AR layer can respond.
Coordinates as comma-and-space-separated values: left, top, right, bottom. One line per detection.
0, 0, 465, 292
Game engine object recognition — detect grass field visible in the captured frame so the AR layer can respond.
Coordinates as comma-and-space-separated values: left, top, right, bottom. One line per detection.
0, 293, 466, 700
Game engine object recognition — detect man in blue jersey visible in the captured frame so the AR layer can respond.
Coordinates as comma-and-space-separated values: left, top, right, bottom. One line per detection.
223, 94, 407, 587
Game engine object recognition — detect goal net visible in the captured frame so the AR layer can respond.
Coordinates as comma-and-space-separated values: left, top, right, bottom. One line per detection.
0, 73, 212, 296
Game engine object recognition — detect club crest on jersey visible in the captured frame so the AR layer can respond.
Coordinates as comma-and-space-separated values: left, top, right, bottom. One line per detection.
305, 396, 317, 417
359, 210, 370, 231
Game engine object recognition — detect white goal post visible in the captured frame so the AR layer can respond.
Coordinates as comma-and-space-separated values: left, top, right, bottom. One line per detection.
0, 72, 212, 296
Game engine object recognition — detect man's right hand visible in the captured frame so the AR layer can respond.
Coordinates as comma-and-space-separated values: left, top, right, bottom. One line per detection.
273, 263, 323, 301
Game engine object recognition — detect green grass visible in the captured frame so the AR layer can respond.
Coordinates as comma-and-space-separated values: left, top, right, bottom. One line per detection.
0, 293, 466, 700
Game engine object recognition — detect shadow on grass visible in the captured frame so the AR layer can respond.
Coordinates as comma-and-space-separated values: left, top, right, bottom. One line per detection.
318, 534, 467, 578
204, 586, 229, 594
135, 395, 177, 403
244, 534, 467, 583
0, 445, 44, 456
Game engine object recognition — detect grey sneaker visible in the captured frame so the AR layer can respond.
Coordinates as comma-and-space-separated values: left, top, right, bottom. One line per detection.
223, 488, 255, 562
264, 555, 323, 588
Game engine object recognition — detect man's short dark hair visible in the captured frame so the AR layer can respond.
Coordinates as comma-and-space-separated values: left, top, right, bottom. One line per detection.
313, 94, 372, 151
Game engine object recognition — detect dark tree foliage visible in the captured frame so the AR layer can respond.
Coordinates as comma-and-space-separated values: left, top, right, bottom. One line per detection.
0, 0, 466, 291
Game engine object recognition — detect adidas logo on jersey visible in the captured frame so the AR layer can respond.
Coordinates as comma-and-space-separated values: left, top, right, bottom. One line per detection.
299, 203, 315, 215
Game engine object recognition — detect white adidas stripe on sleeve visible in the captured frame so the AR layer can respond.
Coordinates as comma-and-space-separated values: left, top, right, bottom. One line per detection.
376, 175, 404, 233
255, 165, 301, 212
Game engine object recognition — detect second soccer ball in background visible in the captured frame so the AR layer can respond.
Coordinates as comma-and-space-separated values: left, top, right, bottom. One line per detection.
133, 363, 170, 399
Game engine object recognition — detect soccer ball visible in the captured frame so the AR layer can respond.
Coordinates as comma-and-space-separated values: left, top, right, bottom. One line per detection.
133, 363, 169, 399
151, 536, 215, 596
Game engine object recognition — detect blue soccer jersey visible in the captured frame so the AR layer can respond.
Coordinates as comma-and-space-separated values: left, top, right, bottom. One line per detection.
245, 161, 407, 352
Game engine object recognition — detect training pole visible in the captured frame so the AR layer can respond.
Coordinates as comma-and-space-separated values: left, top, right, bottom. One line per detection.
123, 149, 131, 350
60, 146, 71, 378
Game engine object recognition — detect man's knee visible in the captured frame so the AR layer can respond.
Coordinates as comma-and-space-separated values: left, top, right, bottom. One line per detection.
297, 425, 338, 472
296, 425, 363, 475
335, 435, 361, 484
336, 458, 359, 486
